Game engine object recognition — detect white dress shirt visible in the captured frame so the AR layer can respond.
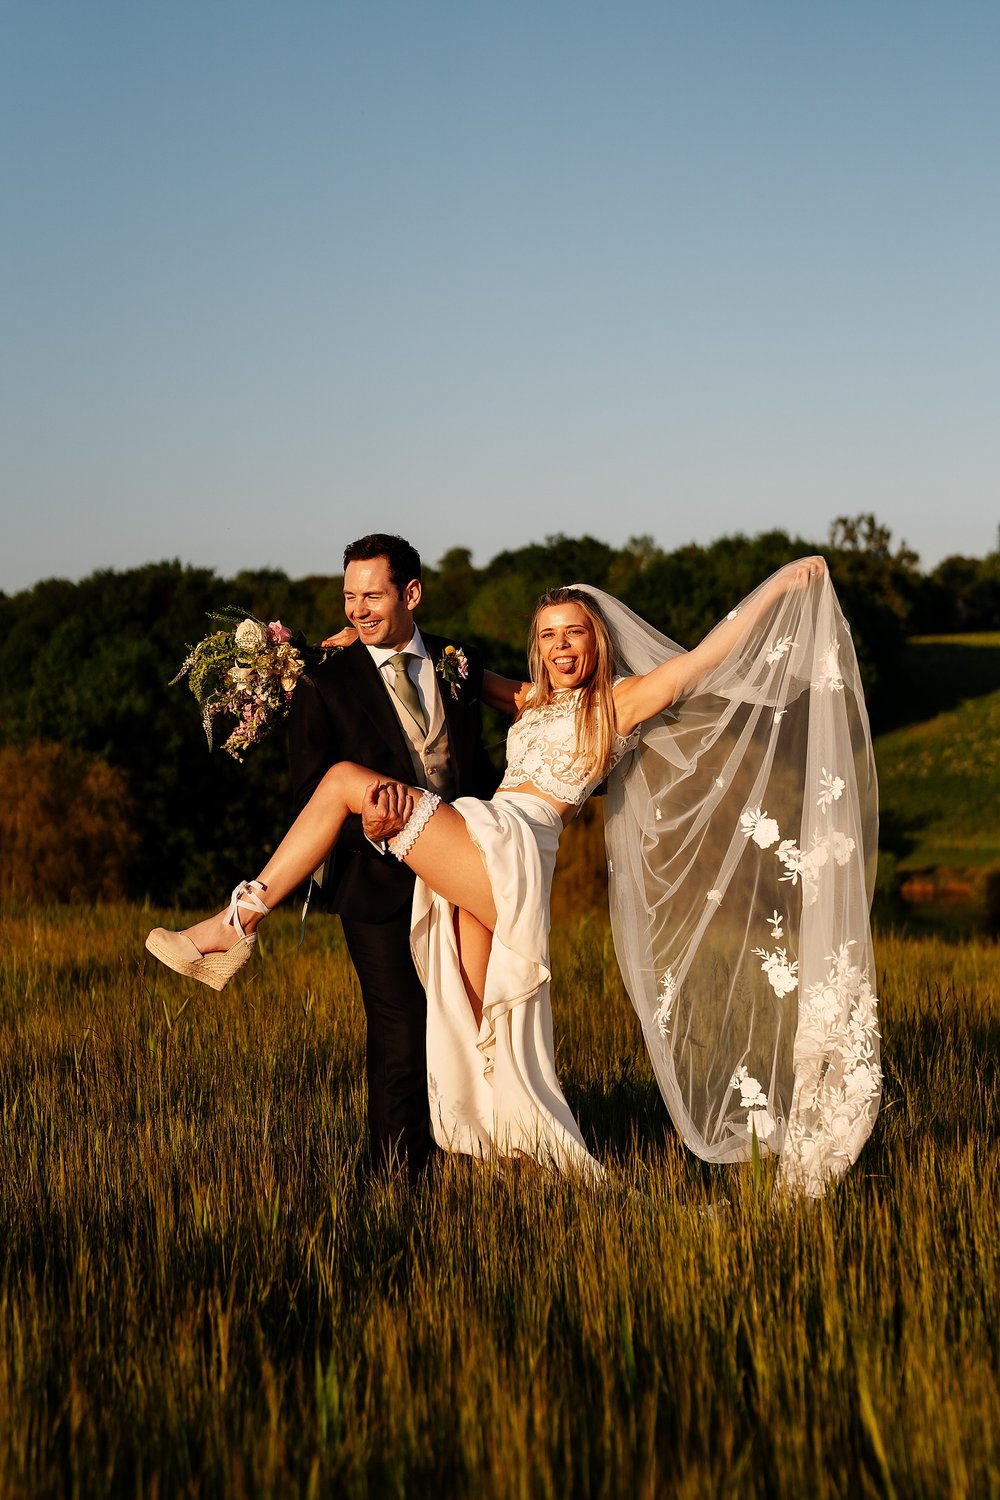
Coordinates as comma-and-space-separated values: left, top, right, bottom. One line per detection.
365, 627, 437, 733
363, 627, 439, 851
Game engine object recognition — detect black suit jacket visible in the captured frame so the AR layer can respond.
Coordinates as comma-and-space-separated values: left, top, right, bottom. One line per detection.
288, 632, 500, 923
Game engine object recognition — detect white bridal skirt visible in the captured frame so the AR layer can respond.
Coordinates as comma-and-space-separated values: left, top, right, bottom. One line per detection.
408, 791, 602, 1178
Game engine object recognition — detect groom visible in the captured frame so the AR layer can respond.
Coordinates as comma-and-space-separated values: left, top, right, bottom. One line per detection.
288, 532, 499, 1181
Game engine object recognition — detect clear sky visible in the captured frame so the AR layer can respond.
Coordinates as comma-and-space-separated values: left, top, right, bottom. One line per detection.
2, 0, 997, 594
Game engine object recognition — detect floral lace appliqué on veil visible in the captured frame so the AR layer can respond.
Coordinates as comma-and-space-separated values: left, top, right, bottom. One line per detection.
577, 564, 880, 1198
781, 943, 881, 1196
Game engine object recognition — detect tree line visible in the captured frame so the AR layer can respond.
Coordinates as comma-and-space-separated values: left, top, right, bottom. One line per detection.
1, 515, 996, 906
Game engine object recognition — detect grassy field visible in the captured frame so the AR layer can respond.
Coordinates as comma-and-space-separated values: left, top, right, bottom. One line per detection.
0, 903, 997, 1498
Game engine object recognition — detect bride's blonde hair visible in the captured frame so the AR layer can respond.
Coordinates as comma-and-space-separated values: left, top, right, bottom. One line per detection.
527, 587, 621, 784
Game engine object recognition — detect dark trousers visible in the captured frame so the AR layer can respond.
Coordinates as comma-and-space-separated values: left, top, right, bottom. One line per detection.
340, 905, 437, 1183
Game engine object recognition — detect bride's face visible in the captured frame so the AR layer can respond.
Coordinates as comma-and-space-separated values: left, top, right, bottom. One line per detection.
535, 603, 598, 690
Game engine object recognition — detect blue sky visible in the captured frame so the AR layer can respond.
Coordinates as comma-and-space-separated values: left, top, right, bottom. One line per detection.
2, 0, 997, 593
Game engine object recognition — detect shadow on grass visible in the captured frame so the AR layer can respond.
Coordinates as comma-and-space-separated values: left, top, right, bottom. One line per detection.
569, 1072, 679, 1159
881, 1008, 1000, 1145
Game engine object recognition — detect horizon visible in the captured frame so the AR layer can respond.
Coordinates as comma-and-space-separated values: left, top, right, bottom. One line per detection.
5, 512, 998, 600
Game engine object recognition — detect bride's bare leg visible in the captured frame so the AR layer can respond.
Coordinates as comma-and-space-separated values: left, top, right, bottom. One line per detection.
180, 761, 384, 953
453, 908, 492, 1027
394, 802, 496, 930
181, 764, 497, 954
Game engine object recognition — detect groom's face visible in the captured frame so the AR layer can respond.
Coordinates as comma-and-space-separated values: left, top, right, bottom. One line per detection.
344, 555, 421, 651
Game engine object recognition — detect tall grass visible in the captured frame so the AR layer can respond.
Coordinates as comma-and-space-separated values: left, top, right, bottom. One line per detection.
0, 904, 997, 1497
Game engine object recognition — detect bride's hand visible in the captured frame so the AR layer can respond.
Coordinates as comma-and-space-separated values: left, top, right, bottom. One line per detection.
782, 556, 827, 592
320, 625, 359, 649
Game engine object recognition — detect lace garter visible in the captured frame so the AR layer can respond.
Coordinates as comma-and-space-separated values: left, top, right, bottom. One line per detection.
388, 790, 442, 861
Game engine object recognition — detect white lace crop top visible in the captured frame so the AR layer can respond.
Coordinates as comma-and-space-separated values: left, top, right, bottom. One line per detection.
498, 686, 639, 807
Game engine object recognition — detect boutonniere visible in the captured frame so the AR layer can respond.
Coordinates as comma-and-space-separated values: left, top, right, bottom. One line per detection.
435, 643, 470, 699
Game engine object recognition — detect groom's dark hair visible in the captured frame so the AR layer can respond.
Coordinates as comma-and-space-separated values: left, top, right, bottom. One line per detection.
343, 533, 422, 591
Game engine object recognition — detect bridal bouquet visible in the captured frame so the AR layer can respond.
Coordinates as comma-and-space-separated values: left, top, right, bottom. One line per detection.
172, 609, 315, 761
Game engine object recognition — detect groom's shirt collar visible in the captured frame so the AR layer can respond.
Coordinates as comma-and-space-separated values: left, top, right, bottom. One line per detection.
364, 627, 428, 668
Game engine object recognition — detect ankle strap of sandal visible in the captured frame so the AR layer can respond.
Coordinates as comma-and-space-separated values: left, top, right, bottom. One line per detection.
224, 879, 270, 938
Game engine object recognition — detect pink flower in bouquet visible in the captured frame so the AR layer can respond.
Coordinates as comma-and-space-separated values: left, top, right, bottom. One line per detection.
268, 621, 293, 643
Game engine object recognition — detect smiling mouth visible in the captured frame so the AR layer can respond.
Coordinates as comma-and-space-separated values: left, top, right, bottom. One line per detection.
552, 657, 577, 672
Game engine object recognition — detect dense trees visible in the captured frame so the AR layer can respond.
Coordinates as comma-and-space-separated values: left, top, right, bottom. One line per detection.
0, 521, 995, 904
0, 744, 136, 902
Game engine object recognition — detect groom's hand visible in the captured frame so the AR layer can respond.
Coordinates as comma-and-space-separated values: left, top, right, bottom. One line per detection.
362, 780, 414, 847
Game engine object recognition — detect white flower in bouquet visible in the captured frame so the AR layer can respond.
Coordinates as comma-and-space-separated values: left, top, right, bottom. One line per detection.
273, 641, 304, 693
235, 618, 267, 651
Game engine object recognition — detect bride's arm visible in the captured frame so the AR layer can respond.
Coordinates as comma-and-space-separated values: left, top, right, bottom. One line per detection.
482, 669, 532, 716
612, 556, 827, 735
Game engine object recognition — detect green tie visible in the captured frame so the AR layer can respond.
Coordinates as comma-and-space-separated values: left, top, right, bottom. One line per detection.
388, 652, 428, 736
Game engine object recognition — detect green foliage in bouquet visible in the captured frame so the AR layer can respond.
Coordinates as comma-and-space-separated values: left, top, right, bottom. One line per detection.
171, 607, 309, 761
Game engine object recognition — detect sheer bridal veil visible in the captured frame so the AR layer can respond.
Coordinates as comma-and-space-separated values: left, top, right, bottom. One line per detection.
576, 565, 880, 1197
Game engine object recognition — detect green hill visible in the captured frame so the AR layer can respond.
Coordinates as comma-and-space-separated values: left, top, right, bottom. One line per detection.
875, 634, 1000, 879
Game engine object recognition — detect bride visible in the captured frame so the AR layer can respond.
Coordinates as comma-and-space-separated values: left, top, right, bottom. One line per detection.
147, 557, 880, 1197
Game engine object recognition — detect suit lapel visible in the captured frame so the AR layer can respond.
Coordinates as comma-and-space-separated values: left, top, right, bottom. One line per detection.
423, 644, 446, 744
424, 633, 465, 781
338, 641, 416, 772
